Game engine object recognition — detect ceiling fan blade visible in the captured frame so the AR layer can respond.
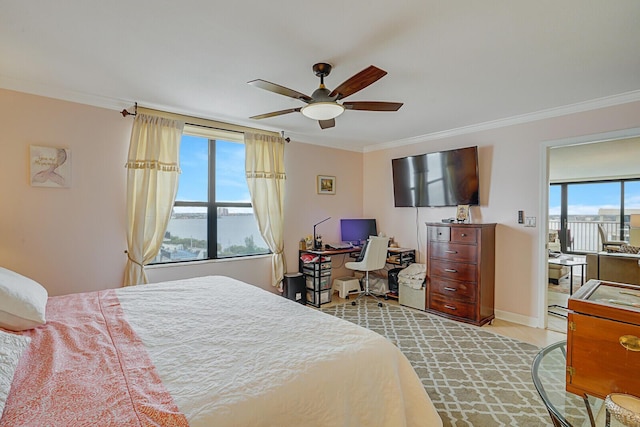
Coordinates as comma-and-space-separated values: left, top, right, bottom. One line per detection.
250, 108, 301, 120
319, 119, 335, 129
247, 79, 312, 103
329, 65, 388, 100
343, 101, 403, 111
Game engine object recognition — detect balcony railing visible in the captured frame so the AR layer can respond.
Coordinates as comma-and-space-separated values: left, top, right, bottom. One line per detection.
548, 220, 628, 253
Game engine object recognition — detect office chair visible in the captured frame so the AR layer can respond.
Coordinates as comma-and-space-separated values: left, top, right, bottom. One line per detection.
345, 236, 390, 307
597, 224, 626, 252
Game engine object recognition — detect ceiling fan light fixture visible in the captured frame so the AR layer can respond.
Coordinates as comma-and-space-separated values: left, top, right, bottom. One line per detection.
301, 102, 345, 121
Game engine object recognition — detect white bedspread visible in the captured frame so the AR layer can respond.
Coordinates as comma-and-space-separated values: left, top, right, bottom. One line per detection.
115, 276, 442, 427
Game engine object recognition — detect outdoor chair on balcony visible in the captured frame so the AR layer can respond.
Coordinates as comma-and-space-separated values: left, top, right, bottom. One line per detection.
597, 224, 626, 252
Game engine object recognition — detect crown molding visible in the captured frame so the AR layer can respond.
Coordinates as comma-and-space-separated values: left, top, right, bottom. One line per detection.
0, 74, 133, 111
364, 90, 640, 153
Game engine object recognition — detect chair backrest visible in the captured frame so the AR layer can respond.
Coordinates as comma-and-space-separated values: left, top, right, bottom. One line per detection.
597, 224, 606, 244
358, 236, 390, 271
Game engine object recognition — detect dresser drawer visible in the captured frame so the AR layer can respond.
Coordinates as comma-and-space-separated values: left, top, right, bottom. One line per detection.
429, 226, 451, 242
451, 227, 478, 244
430, 277, 476, 302
429, 294, 476, 320
567, 312, 640, 399
429, 259, 477, 282
429, 242, 477, 263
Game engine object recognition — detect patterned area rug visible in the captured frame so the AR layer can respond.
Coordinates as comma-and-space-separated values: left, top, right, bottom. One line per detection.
322, 300, 551, 427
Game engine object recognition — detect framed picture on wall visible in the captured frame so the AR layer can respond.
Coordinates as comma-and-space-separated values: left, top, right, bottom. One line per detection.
317, 175, 336, 195
30, 145, 71, 188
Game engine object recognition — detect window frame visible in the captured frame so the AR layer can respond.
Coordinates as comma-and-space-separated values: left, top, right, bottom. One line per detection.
151, 125, 270, 265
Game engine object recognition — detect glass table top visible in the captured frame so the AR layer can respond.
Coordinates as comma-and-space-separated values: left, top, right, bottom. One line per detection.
531, 341, 626, 427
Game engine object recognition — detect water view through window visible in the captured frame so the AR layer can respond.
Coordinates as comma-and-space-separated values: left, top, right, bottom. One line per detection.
152, 134, 269, 263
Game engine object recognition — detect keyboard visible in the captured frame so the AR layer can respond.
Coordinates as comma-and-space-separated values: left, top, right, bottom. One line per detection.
326, 243, 353, 249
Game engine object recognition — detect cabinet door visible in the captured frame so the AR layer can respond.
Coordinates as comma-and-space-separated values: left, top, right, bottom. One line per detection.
567, 312, 640, 399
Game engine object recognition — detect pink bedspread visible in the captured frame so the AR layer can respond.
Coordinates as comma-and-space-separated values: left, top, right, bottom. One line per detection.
2, 289, 188, 427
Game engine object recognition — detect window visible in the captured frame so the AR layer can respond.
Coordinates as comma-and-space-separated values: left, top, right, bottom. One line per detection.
549, 178, 640, 253
152, 126, 270, 263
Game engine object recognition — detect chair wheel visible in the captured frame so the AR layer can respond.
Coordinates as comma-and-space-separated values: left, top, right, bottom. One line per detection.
378, 302, 383, 307
351, 301, 356, 306
345, 295, 349, 300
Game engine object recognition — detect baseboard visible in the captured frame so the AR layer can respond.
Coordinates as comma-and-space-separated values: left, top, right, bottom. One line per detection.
494, 309, 539, 328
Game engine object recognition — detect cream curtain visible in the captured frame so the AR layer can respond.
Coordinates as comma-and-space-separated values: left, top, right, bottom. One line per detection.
244, 133, 287, 288
124, 113, 184, 286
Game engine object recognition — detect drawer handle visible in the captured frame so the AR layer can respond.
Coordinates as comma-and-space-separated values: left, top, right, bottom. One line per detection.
444, 304, 457, 310
619, 335, 640, 352
461, 233, 467, 237
444, 287, 457, 292
444, 250, 458, 254
444, 268, 458, 273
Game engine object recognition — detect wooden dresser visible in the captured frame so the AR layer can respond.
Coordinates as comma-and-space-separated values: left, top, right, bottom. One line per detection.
425, 222, 496, 326
567, 279, 640, 399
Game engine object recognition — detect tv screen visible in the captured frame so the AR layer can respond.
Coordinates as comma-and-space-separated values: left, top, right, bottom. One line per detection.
340, 219, 378, 244
392, 146, 479, 207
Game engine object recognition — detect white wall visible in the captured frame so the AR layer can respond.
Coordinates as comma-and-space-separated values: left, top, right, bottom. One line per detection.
363, 100, 640, 327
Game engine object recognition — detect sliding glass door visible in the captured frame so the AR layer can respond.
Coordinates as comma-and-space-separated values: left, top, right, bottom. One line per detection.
550, 179, 639, 253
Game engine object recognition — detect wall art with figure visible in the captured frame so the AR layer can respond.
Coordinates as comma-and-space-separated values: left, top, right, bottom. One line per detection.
30, 145, 71, 188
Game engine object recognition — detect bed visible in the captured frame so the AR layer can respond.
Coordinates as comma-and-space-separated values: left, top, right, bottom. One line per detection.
0, 272, 442, 426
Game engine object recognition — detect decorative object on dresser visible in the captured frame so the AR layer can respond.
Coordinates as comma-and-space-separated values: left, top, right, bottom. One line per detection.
566, 279, 640, 400
455, 204, 470, 223
425, 222, 496, 326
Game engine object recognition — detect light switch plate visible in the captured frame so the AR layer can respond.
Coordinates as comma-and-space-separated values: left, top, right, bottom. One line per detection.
525, 216, 536, 227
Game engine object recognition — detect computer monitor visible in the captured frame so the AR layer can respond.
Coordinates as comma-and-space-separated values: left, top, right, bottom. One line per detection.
340, 219, 378, 245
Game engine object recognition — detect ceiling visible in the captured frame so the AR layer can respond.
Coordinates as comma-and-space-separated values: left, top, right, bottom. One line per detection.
2, 1, 640, 152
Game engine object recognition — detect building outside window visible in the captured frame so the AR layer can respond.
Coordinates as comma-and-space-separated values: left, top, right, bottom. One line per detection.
151, 126, 269, 263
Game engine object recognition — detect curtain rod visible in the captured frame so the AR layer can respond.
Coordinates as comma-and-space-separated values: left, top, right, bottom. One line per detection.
120, 103, 289, 142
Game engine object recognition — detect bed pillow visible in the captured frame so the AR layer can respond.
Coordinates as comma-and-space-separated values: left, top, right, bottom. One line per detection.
0, 329, 30, 417
0, 267, 48, 331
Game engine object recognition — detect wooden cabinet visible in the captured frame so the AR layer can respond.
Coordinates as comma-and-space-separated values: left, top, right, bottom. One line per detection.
567, 279, 640, 399
425, 222, 496, 326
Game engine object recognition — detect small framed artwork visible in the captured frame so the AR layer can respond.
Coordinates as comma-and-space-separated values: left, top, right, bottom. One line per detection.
317, 175, 336, 195
30, 145, 71, 188
456, 204, 470, 223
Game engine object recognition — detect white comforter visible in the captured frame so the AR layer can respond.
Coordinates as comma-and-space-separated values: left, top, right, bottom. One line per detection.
115, 276, 442, 427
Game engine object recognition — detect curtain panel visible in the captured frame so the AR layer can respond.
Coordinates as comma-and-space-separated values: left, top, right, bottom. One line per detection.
244, 133, 287, 288
124, 113, 184, 286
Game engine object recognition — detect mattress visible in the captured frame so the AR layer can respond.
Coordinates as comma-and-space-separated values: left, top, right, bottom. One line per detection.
2, 275, 442, 426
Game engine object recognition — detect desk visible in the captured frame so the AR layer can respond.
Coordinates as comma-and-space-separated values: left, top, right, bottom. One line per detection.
300, 247, 361, 257
531, 341, 622, 426
299, 247, 415, 305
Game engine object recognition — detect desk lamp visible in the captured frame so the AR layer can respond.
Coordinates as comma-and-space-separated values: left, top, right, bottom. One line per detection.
313, 217, 331, 249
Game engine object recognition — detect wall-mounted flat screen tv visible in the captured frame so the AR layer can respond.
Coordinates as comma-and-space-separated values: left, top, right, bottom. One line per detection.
392, 146, 479, 207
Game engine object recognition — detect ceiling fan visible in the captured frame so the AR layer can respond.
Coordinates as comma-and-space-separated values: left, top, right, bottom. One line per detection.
248, 63, 403, 129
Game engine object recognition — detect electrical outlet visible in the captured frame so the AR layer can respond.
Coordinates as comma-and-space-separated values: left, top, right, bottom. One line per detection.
525, 216, 536, 227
